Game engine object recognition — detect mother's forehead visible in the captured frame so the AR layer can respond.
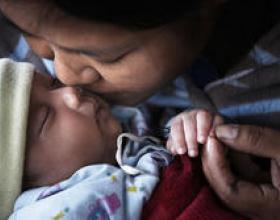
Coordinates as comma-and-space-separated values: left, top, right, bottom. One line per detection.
1, 0, 137, 47
0, 0, 57, 34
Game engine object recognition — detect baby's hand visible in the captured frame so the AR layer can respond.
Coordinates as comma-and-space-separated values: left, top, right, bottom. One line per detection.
166, 109, 223, 157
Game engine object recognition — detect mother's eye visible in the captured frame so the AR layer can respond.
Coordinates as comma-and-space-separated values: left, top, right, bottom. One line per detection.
49, 78, 63, 90
95, 50, 130, 64
99, 55, 123, 64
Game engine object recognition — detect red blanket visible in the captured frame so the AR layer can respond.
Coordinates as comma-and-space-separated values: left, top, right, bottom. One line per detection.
141, 155, 246, 220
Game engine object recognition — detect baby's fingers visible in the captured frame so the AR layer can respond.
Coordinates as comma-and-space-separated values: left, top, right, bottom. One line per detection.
197, 110, 213, 144
182, 113, 198, 157
169, 119, 187, 155
165, 136, 174, 154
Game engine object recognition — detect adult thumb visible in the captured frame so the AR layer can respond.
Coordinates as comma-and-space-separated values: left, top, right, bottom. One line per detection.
215, 124, 280, 159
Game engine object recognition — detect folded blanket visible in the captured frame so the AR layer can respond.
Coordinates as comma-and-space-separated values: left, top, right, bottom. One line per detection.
0, 59, 34, 220
142, 155, 245, 220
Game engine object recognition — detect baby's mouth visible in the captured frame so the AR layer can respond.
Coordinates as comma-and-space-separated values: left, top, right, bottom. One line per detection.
79, 86, 109, 107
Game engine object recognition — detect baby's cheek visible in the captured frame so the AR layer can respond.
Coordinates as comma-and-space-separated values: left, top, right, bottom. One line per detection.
107, 115, 122, 139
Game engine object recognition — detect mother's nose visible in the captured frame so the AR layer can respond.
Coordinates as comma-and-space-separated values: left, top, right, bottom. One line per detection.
62, 87, 81, 110
54, 57, 101, 86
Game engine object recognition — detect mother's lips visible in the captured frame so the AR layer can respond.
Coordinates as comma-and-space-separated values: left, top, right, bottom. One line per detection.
79, 96, 101, 118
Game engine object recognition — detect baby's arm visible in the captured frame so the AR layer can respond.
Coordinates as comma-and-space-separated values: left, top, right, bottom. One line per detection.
166, 109, 224, 157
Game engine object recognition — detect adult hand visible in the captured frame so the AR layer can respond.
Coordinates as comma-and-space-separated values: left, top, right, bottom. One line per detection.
202, 124, 280, 220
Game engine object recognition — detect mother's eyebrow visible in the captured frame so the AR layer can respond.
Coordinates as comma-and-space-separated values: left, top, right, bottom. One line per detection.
20, 26, 135, 58
54, 41, 134, 58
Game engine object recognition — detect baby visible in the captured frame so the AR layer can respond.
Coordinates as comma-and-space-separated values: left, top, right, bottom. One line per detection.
24, 68, 218, 189
0, 59, 173, 220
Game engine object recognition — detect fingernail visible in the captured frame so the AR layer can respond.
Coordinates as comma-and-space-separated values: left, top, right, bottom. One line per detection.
170, 147, 176, 155
177, 148, 186, 155
198, 135, 205, 144
216, 124, 238, 140
188, 149, 197, 157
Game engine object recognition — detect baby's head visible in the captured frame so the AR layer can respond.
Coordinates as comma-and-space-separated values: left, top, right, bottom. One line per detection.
24, 70, 122, 188
0, 59, 122, 193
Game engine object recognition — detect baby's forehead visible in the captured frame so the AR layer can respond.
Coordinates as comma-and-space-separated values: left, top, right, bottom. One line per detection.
33, 72, 52, 84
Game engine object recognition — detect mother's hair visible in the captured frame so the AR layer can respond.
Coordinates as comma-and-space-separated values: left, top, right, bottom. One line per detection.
54, 0, 203, 29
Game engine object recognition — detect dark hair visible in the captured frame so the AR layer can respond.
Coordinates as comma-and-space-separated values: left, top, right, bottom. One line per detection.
54, 1, 202, 30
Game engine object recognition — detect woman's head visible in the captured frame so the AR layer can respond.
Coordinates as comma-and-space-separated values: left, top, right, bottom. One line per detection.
0, 0, 222, 105
53, 1, 201, 29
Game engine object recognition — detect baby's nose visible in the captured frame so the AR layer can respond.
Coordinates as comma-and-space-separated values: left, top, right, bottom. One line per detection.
62, 87, 81, 110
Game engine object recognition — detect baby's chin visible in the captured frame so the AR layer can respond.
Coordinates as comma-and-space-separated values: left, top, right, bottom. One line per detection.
24, 158, 119, 190
23, 170, 66, 189
23, 143, 121, 190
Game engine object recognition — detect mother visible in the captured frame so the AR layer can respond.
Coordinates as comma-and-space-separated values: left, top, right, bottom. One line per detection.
1, 0, 280, 219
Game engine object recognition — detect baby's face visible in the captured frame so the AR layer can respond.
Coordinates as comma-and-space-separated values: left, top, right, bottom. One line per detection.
24, 72, 122, 188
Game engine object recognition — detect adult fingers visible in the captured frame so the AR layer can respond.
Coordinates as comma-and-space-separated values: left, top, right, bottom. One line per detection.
271, 159, 280, 191
215, 124, 280, 159
212, 114, 224, 126
202, 137, 278, 218
210, 114, 224, 137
